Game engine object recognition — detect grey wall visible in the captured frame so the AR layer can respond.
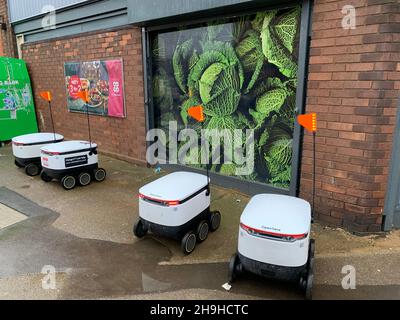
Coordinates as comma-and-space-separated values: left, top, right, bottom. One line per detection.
11, 0, 295, 42
8, 0, 89, 22
128, 0, 267, 24
12, 0, 128, 42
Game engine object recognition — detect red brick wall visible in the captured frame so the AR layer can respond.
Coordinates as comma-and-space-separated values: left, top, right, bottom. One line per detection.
0, 0, 16, 57
300, 0, 400, 232
22, 27, 147, 165
22, 1, 399, 232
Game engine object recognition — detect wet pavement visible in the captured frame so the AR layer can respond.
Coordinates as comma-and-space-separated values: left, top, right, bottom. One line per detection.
0, 186, 303, 299
0, 145, 400, 300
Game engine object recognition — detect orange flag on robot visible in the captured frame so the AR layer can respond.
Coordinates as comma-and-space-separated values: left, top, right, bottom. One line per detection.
76, 90, 90, 103
187, 105, 205, 122
39, 91, 52, 102
297, 113, 317, 133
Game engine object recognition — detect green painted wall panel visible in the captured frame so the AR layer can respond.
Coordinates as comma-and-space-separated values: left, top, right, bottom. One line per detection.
0, 57, 38, 141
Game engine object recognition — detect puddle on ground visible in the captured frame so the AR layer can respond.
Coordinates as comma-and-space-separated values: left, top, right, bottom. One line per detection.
1, 188, 396, 300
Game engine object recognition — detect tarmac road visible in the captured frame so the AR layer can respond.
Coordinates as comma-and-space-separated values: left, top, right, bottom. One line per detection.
0, 145, 399, 300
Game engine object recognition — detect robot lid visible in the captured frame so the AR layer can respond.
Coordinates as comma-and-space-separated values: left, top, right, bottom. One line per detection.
240, 194, 311, 237
41, 140, 97, 154
139, 171, 209, 202
12, 133, 64, 145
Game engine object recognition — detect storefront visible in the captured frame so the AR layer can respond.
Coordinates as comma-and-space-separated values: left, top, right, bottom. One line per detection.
4, 0, 400, 232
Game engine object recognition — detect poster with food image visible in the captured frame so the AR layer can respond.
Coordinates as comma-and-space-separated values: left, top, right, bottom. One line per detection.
151, 6, 301, 189
64, 59, 125, 118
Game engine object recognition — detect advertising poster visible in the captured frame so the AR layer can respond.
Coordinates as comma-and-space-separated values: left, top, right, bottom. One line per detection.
64, 59, 125, 118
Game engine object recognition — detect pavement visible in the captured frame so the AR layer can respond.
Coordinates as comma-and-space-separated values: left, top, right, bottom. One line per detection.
0, 144, 399, 300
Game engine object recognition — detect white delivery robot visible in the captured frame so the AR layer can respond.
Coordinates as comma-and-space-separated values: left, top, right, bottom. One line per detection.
12, 133, 64, 176
229, 113, 319, 299
39, 90, 106, 190
229, 194, 315, 299
12, 91, 63, 176
134, 171, 221, 255
40, 140, 106, 190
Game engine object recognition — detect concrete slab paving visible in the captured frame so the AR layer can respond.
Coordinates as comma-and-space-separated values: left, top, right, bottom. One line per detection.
0, 204, 26, 229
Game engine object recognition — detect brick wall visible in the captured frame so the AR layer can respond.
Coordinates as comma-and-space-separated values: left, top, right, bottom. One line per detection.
300, 0, 400, 232
21, 0, 399, 232
22, 27, 147, 165
0, 0, 16, 57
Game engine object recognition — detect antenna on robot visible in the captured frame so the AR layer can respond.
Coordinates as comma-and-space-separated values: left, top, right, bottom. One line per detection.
39, 91, 57, 142
297, 113, 317, 220
187, 105, 210, 195
77, 90, 93, 153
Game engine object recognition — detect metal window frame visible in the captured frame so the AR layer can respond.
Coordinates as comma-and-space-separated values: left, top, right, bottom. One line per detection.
141, 0, 313, 197
383, 97, 400, 231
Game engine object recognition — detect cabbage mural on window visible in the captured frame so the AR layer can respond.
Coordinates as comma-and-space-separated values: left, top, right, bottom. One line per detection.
151, 6, 301, 189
